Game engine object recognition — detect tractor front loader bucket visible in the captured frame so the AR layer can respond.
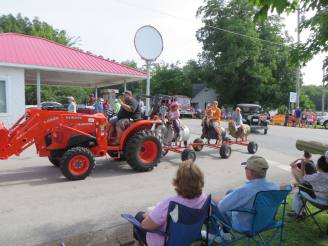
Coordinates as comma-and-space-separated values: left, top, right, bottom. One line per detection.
0, 121, 10, 159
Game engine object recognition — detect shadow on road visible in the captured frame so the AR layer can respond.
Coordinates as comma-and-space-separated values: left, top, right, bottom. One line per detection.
0, 159, 138, 187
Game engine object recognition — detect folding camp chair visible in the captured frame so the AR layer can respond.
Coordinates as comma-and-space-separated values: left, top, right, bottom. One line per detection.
296, 185, 328, 235
121, 195, 211, 246
209, 185, 292, 246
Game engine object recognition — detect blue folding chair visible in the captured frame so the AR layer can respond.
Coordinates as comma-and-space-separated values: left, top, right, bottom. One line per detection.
209, 185, 292, 246
121, 195, 211, 246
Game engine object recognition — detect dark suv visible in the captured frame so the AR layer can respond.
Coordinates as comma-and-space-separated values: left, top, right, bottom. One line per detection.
237, 104, 269, 134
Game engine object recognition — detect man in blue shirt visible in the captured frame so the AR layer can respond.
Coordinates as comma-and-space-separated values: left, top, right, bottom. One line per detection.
215, 155, 279, 233
294, 107, 302, 125
94, 98, 104, 114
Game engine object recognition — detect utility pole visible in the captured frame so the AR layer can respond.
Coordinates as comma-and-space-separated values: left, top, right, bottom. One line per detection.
296, 2, 301, 108
323, 67, 327, 115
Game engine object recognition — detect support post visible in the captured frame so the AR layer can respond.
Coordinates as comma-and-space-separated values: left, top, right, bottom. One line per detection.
36, 71, 41, 106
296, 3, 301, 108
95, 86, 98, 99
323, 68, 326, 115
146, 60, 151, 114
124, 80, 127, 92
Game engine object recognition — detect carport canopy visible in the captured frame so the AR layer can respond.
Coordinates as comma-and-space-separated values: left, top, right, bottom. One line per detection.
0, 33, 147, 104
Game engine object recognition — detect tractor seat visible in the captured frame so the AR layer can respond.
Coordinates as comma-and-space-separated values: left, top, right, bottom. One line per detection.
124, 118, 142, 129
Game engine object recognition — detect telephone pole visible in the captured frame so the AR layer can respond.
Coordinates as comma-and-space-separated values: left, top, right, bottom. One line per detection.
323, 67, 327, 115
296, 3, 301, 108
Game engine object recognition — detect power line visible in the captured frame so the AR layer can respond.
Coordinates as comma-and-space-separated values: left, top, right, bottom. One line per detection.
114, 0, 289, 48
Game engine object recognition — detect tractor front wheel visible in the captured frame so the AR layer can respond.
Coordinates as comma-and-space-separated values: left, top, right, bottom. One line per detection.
125, 131, 162, 172
60, 147, 95, 181
48, 151, 62, 167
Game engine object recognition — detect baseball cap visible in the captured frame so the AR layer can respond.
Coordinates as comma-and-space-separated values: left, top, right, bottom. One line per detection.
241, 155, 269, 173
325, 150, 328, 158
123, 90, 132, 96
67, 96, 75, 100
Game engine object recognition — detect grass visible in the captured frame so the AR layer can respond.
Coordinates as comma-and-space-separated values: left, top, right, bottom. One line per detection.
232, 195, 328, 246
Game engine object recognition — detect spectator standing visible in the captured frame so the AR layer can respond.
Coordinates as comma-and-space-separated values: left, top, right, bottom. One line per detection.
112, 99, 121, 114
67, 96, 77, 113
94, 98, 104, 113
159, 102, 168, 121
87, 94, 96, 106
294, 107, 302, 126
139, 98, 146, 117
103, 99, 110, 112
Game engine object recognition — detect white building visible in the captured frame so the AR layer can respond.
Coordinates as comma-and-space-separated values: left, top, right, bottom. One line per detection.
0, 33, 146, 127
191, 83, 219, 111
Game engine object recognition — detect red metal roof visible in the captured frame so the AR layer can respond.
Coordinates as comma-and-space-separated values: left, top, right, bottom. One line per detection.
0, 33, 146, 77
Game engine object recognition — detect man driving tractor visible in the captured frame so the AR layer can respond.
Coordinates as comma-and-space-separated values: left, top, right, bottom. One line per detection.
206, 101, 222, 143
109, 90, 141, 145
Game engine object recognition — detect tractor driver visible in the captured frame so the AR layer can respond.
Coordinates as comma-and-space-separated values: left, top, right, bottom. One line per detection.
109, 90, 141, 145
207, 101, 222, 143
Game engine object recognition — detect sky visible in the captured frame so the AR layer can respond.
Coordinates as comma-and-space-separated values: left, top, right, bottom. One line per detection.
0, 0, 326, 86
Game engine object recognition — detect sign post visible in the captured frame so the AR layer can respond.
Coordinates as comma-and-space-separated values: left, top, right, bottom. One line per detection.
289, 92, 297, 115
134, 26, 163, 115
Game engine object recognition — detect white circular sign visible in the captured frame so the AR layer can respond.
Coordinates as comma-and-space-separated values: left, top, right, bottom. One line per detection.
134, 25, 163, 61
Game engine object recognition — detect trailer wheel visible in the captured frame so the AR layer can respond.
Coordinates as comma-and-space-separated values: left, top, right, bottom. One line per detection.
192, 138, 204, 152
181, 148, 196, 162
125, 131, 162, 172
48, 151, 62, 167
247, 141, 258, 154
60, 147, 95, 181
161, 149, 169, 157
220, 144, 231, 159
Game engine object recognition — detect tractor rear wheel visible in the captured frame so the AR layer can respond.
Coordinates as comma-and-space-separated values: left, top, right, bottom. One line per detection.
125, 131, 162, 172
60, 147, 95, 181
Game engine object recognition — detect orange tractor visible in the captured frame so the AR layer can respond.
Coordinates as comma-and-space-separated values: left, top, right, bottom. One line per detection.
0, 108, 162, 180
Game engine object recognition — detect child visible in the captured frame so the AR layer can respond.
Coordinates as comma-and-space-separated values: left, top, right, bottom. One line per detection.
168, 102, 181, 141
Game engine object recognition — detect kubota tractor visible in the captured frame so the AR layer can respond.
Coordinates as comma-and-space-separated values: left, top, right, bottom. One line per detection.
0, 108, 162, 181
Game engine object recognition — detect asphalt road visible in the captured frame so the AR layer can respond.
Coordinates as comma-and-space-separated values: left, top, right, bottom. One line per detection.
0, 120, 327, 245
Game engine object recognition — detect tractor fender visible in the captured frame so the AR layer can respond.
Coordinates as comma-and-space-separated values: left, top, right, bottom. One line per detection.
118, 120, 161, 150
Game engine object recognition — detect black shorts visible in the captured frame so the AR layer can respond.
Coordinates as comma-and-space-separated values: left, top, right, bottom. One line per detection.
110, 117, 131, 130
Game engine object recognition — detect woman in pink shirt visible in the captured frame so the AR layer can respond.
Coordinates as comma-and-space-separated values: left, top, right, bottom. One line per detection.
133, 161, 207, 246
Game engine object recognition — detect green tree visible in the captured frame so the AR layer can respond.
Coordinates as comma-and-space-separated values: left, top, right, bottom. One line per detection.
303, 85, 328, 111
249, 0, 328, 62
0, 13, 93, 104
0, 13, 76, 46
150, 63, 192, 96
196, 0, 297, 108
